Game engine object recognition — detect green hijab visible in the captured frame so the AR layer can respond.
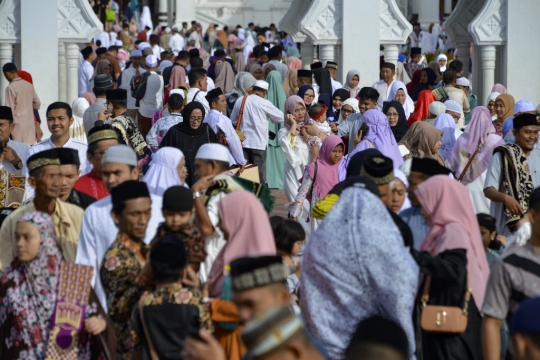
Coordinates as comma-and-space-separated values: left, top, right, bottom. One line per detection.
265, 70, 287, 146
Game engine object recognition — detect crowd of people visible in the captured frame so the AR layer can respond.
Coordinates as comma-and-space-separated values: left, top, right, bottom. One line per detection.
1, 11, 540, 360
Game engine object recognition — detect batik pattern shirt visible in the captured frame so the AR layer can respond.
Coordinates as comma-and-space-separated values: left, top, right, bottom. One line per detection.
146, 113, 182, 151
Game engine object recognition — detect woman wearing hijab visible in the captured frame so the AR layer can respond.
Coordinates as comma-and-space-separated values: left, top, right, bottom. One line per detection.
282, 69, 298, 97
356, 109, 404, 168
383, 101, 408, 143
286, 57, 302, 69
92, 59, 111, 80
331, 89, 350, 123
0, 212, 115, 359
313, 68, 333, 95
279, 96, 311, 203
226, 72, 257, 117
398, 121, 431, 157
406, 69, 422, 95
143, 147, 186, 196
388, 81, 415, 119
228, 33, 242, 55
207, 191, 276, 360
160, 102, 218, 186
81, 92, 96, 105
287, 46, 301, 58
265, 70, 288, 189
71, 97, 89, 143
411, 67, 437, 101
437, 54, 448, 72
428, 61, 443, 84
434, 113, 462, 160
262, 63, 277, 80
408, 89, 436, 126
234, 50, 246, 73
492, 83, 507, 94
447, 107, 505, 214
405, 125, 445, 166
301, 185, 418, 360
414, 176, 489, 360
297, 85, 315, 110
493, 93, 515, 136
215, 29, 228, 50
336, 98, 360, 125
391, 169, 411, 214
342, 69, 361, 99
502, 116, 515, 143
486, 92, 501, 120
215, 61, 236, 93
249, 63, 263, 80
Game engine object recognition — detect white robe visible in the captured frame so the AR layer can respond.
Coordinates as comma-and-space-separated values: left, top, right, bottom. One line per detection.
467, 171, 490, 215
278, 127, 311, 203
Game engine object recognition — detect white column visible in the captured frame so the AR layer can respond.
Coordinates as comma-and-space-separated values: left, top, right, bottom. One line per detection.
58, 42, 67, 103
481, 45, 496, 108
300, 39, 314, 69
318, 45, 335, 66
384, 44, 399, 66
418, 0, 439, 26
158, 0, 168, 27
65, 43, 80, 107
444, 0, 453, 14
456, 42, 470, 78
174, 0, 196, 29
0, 43, 13, 106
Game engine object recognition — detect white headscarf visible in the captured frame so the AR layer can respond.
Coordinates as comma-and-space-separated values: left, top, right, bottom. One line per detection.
237, 28, 246, 41
434, 113, 461, 160
387, 81, 414, 119
393, 169, 411, 213
70, 98, 89, 144
437, 54, 448, 72
139, 6, 153, 33
242, 45, 253, 63
336, 98, 360, 125
143, 147, 184, 196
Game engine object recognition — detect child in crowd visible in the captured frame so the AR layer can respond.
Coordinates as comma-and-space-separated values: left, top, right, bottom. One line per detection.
302, 102, 332, 159
130, 237, 211, 358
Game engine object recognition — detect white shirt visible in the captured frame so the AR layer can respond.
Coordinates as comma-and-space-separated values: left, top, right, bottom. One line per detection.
75, 194, 164, 312
1, 139, 29, 175
206, 77, 215, 91
230, 95, 284, 150
83, 98, 107, 135
187, 87, 210, 115
139, 71, 164, 118
372, 79, 394, 110
169, 33, 185, 53
119, 66, 146, 110
152, 44, 164, 60
78, 61, 94, 96
331, 78, 343, 93
204, 109, 247, 165
268, 60, 288, 81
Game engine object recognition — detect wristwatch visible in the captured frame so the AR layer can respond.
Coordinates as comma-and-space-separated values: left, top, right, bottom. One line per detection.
193, 191, 203, 199
14, 160, 23, 170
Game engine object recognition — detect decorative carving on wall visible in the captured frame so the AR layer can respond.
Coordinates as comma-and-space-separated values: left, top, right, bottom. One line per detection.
380, 0, 412, 44
279, 0, 311, 42
58, 0, 103, 42
468, 0, 507, 45
300, 0, 342, 45
445, 0, 485, 43
0, 0, 21, 43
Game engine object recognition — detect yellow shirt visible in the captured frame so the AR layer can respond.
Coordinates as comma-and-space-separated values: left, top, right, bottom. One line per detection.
0, 199, 83, 272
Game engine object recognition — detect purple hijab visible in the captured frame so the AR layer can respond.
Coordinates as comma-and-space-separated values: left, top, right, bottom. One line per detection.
356, 109, 404, 168
448, 106, 505, 185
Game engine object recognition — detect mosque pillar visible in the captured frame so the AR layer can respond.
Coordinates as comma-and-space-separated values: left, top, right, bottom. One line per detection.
58, 42, 67, 103
300, 39, 314, 69
383, 44, 399, 68
456, 42, 470, 78
0, 43, 13, 106
318, 45, 335, 67
444, 0, 453, 14
65, 43, 80, 107
481, 45, 496, 107
417, 0, 439, 26
158, 0, 168, 27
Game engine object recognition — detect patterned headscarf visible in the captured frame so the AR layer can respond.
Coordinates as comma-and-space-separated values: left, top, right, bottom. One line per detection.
0, 212, 62, 358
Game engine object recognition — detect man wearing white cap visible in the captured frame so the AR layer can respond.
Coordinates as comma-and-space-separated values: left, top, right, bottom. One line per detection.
76, 144, 164, 312
513, 100, 540, 150
455, 76, 477, 124
425, 101, 447, 125
119, 49, 146, 120
169, 27, 184, 53
230, 80, 284, 184
138, 54, 163, 138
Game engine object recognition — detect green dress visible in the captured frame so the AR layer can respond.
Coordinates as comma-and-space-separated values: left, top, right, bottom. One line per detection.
265, 70, 287, 189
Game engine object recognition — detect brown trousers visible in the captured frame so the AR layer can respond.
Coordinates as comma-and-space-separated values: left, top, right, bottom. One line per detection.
137, 112, 152, 139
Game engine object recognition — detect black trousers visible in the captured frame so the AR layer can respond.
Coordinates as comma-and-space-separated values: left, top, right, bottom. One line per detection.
243, 148, 266, 185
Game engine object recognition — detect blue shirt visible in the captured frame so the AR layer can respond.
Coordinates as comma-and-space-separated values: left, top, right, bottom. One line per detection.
399, 206, 429, 250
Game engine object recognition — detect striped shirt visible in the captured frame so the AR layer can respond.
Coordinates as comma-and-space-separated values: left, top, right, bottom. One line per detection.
482, 242, 540, 323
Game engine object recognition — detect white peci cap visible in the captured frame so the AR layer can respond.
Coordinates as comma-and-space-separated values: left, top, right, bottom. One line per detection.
145, 54, 158, 68
253, 80, 269, 91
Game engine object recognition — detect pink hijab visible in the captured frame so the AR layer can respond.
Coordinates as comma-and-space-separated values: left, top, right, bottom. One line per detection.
284, 95, 308, 135
306, 136, 344, 199
491, 83, 507, 94
287, 57, 302, 69
167, 66, 188, 90
208, 191, 276, 297
81, 92, 96, 105
215, 61, 235, 93
415, 176, 490, 310
448, 106, 505, 185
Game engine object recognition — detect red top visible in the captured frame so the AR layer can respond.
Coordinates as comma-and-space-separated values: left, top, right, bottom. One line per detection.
73, 171, 109, 200
137, 31, 147, 42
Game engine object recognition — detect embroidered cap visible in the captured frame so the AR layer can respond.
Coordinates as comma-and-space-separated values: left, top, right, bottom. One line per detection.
325, 61, 338, 70
230, 256, 288, 292
87, 121, 118, 145
27, 149, 61, 173
360, 154, 394, 185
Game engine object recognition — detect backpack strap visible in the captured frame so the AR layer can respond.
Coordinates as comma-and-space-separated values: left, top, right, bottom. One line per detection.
138, 294, 159, 360
236, 95, 249, 131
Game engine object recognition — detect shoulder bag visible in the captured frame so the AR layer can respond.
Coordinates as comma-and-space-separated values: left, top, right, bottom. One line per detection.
234, 96, 248, 143
420, 276, 471, 334
457, 140, 483, 182
138, 294, 159, 360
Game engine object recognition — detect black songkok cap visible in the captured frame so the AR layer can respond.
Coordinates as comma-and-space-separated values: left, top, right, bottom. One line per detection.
205, 87, 224, 103
410, 157, 451, 177
310, 62, 323, 70
93, 74, 114, 90
513, 113, 538, 129
56, 148, 80, 167
111, 180, 150, 208
162, 186, 194, 212
81, 46, 93, 58
325, 61, 338, 70
382, 62, 396, 71
27, 149, 60, 173
106, 89, 127, 101
96, 47, 107, 56
151, 236, 188, 281
0, 106, 13, 121
360, 154, 394, 185
347, 316, 409, 359
410, 47, 422, 56
297, 69, 312, 78
230, 256, 288, 291
188, 48, 200, 58
214, 49, 226, 57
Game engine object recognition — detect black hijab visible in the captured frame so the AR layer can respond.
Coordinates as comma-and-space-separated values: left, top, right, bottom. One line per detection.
313, 68, 333, 95
383, 101, 408, 143
333, 88, 350, 102
177, 102, 207, 136
411, 68, 437, 101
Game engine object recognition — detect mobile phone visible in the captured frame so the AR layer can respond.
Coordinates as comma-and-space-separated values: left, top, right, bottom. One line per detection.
358, 123, 369, 138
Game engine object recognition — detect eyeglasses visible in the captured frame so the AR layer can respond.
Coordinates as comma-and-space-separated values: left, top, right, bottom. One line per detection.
304, 94, 315, 99
189, 117, 203, 122
341, 109, 353, 115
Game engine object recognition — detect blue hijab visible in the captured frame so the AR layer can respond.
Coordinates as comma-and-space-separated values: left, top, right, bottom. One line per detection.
297, 85, 314, 110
